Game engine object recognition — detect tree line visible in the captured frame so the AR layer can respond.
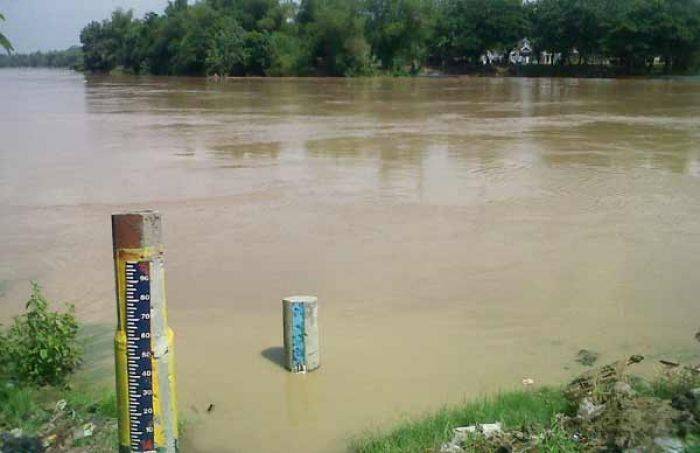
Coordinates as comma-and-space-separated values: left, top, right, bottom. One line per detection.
47, 0, 700, 76
0, 46, 84, 69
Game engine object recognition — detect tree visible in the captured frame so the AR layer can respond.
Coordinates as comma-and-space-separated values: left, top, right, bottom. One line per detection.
79, 9, 139, 72
529, 0, 607, 65
602, 0, 663, 72
299, 0, 375, 75
171, 3, 220, 74
435, 0, 527, 65
647, 0, 700, 72
244, 31, 273, 75
0, 13, 13, 54
205, 16, 246, 75
74, 0, 700, 76
364, 0, 435, 72
80, 20, 117, 71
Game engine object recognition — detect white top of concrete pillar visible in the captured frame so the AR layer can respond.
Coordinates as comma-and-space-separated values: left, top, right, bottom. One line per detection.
283, 295, 318, 304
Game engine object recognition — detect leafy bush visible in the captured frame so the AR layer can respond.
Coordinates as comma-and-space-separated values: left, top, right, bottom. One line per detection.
0, 283, 82, 386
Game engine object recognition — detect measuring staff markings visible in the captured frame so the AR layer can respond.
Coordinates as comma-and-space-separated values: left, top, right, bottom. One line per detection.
125, 261, 155, 452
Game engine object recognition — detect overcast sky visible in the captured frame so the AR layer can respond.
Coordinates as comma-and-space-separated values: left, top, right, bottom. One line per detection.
0, 0, 171, 53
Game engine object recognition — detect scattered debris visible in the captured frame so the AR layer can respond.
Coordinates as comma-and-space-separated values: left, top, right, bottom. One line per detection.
457, 423, 503, 438
653, 436, 685, 452
1, 399, 115, 452
54, 399, 67, 412
440, 353, 700, 452
41, 433, 57, 448
575, 349, 599, 367
564, 354, 643, 401
577, 397, 604, 421
81, 422, 95, 438
440, 423, 503, 452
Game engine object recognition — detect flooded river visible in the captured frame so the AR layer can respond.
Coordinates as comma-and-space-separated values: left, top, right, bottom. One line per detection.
1, 68, 699, 452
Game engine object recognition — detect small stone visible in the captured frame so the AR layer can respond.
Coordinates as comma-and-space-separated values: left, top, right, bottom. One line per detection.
479, 423, 503, 438
521, 378, 535, 386
439, 443, 464, 453
612, 381, 635, 398
454, 423, 502, 438
577, 397, 604, 420
441, 423, 503, 452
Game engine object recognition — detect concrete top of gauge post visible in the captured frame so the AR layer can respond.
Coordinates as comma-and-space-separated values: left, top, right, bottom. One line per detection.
111, 210, 163, 250
283, 296, 318, 304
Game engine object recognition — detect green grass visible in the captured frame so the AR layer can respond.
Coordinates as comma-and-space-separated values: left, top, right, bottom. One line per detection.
0, 378, 118, 451
352, 368, 700, 453
350, 387, 571, 453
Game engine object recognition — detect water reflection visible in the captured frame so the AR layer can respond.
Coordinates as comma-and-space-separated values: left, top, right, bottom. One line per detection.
77, 73, 700, 180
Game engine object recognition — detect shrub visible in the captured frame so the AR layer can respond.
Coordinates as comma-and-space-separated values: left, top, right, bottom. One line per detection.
0, 283, 82, 386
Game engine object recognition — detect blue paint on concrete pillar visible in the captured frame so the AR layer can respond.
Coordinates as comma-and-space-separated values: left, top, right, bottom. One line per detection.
291, 302, 306, 371
283, 295, 319, 373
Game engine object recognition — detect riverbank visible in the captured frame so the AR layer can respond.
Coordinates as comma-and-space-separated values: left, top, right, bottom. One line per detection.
3, 350, 698, 453
0, 379, 117, 452
351, 387, 568, 452
3, 60, 698, 80
0, 283, 118, 452
351, 356, 700, 452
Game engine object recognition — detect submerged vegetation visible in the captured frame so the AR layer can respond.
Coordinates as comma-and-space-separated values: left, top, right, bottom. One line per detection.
0, 284, 117, 452
72, 0, 700, 77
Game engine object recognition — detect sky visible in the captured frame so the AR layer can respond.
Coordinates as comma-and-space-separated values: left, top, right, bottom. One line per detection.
0, 0, 171, 53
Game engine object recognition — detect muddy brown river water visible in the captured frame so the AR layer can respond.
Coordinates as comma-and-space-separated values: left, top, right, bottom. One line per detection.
1, 68, 699, 452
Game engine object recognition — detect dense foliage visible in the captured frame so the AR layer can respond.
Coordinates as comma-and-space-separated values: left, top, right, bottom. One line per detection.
71, 0, 700, 76
0, 283, 82, 386
0, 46, 83, 69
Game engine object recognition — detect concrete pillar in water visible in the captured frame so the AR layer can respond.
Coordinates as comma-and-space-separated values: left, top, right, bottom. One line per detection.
112, 210, 178, 452
283, 296, 320, 373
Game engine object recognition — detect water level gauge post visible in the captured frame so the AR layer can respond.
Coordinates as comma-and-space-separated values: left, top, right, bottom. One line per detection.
112, 211, 178, 453
283, 295, 320, 373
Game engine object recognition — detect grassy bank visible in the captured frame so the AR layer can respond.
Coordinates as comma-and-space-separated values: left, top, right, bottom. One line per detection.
351, 363, 700, 452
0, 379, 117, 451
351, 388, 571, 452
0, 283, 118, 452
